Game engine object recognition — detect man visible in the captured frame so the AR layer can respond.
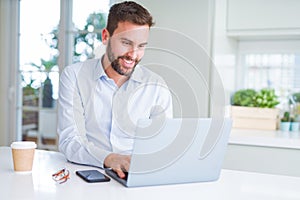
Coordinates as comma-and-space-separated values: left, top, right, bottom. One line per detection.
57, 1, 173, 178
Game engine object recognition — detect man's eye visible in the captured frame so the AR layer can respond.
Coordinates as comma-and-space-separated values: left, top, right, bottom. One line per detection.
121, 41, 131, 46
139, 44, 146, 49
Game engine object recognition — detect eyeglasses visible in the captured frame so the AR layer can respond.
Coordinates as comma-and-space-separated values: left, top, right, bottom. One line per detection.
52, 168, 70, 184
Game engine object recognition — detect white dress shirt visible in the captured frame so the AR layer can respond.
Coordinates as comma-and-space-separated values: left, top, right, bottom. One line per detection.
57, 58, 173, 168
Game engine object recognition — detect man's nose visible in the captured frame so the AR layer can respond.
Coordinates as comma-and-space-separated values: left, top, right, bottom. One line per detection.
127, 46, 139, 59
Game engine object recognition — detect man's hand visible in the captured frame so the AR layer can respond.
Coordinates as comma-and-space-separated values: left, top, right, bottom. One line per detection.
104, 153, 131, 179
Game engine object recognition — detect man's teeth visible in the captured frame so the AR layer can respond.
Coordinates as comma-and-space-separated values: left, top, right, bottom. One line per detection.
124, 59, 134, 64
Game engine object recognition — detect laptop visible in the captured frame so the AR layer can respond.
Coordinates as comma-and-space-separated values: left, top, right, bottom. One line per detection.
105, 118, 232, 187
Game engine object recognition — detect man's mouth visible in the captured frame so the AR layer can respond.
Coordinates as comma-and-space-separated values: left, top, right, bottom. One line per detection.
119, 56, 136, 68
124, 58, 134, 65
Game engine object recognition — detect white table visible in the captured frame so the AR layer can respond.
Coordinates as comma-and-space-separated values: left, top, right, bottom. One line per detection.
1, 146, 300, 200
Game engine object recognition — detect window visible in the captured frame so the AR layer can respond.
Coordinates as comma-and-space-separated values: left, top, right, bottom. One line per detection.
237, 40, 300, 110
243, 53, 299, 91
72, 0, 109, 62
19, 0, 110, 149
20, 0, 60, 149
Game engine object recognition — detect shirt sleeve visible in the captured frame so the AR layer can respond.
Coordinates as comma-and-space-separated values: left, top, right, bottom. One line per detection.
57, 65, 111, 168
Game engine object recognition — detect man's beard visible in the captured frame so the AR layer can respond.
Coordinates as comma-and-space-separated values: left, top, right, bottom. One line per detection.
107, 40, 140, 77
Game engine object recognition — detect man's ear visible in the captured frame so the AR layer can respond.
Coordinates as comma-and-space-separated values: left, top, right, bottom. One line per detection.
102, 29, 110, 45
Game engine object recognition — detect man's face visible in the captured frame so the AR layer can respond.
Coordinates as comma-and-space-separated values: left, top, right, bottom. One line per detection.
104, 21, 150, 76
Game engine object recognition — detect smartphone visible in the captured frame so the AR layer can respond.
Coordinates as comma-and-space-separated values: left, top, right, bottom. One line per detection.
76, 170, 110, 183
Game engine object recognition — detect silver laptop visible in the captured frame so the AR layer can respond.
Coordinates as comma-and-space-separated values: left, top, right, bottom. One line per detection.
105, 118, 232, 187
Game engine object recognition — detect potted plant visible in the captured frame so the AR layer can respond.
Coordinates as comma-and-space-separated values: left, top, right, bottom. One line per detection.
231, 88, 280, 130
280, 111, 291, 132
290, 114, 300, 132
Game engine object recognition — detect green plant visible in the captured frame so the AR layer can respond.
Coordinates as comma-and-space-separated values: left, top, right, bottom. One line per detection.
232, 89, 257, 107
232, 88, 279, 108
253, 88, 280, 108
281, 111, 290, 122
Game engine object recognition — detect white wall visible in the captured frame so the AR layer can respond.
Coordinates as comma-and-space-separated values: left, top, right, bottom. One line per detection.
133, 0, 215, 117
212, 0, 238, 105
227, 0, 300, 39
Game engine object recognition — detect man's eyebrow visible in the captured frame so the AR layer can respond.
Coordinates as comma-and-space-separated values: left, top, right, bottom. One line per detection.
120, 37, 148, 46
139, 42, 148, 46
120, 38, 133, 43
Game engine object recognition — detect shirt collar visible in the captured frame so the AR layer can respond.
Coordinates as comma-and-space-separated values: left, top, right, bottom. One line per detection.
93, 58, 106, 80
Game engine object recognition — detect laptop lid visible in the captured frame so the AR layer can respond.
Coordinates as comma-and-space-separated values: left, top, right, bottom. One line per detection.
106, 118, 232, 187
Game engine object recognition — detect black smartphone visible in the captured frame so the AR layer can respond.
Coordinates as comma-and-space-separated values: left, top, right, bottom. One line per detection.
76, 170, 110, 183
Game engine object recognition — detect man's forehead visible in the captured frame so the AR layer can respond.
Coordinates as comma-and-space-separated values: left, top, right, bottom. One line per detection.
112, 21, 149, 36
113, 28, 149, 37
112, 26, 150, 42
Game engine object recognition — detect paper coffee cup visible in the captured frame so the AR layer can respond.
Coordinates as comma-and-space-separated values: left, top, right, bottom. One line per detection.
11, 141, 37, 172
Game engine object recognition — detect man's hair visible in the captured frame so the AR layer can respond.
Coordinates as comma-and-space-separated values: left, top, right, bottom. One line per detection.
106, 1, 154, 35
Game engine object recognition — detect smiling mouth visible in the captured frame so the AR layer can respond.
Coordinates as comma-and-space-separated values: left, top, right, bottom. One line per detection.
124, 58, 134, 65
119, 56, 136, 68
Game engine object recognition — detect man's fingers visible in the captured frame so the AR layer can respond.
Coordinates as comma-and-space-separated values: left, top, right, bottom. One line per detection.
115, 157, 130, 179
115, 168, 126, 179
123, 160, 130, 172
104, 153, 131, 178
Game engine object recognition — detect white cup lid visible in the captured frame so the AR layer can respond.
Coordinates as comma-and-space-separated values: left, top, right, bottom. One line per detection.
11, 141, 37, 149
